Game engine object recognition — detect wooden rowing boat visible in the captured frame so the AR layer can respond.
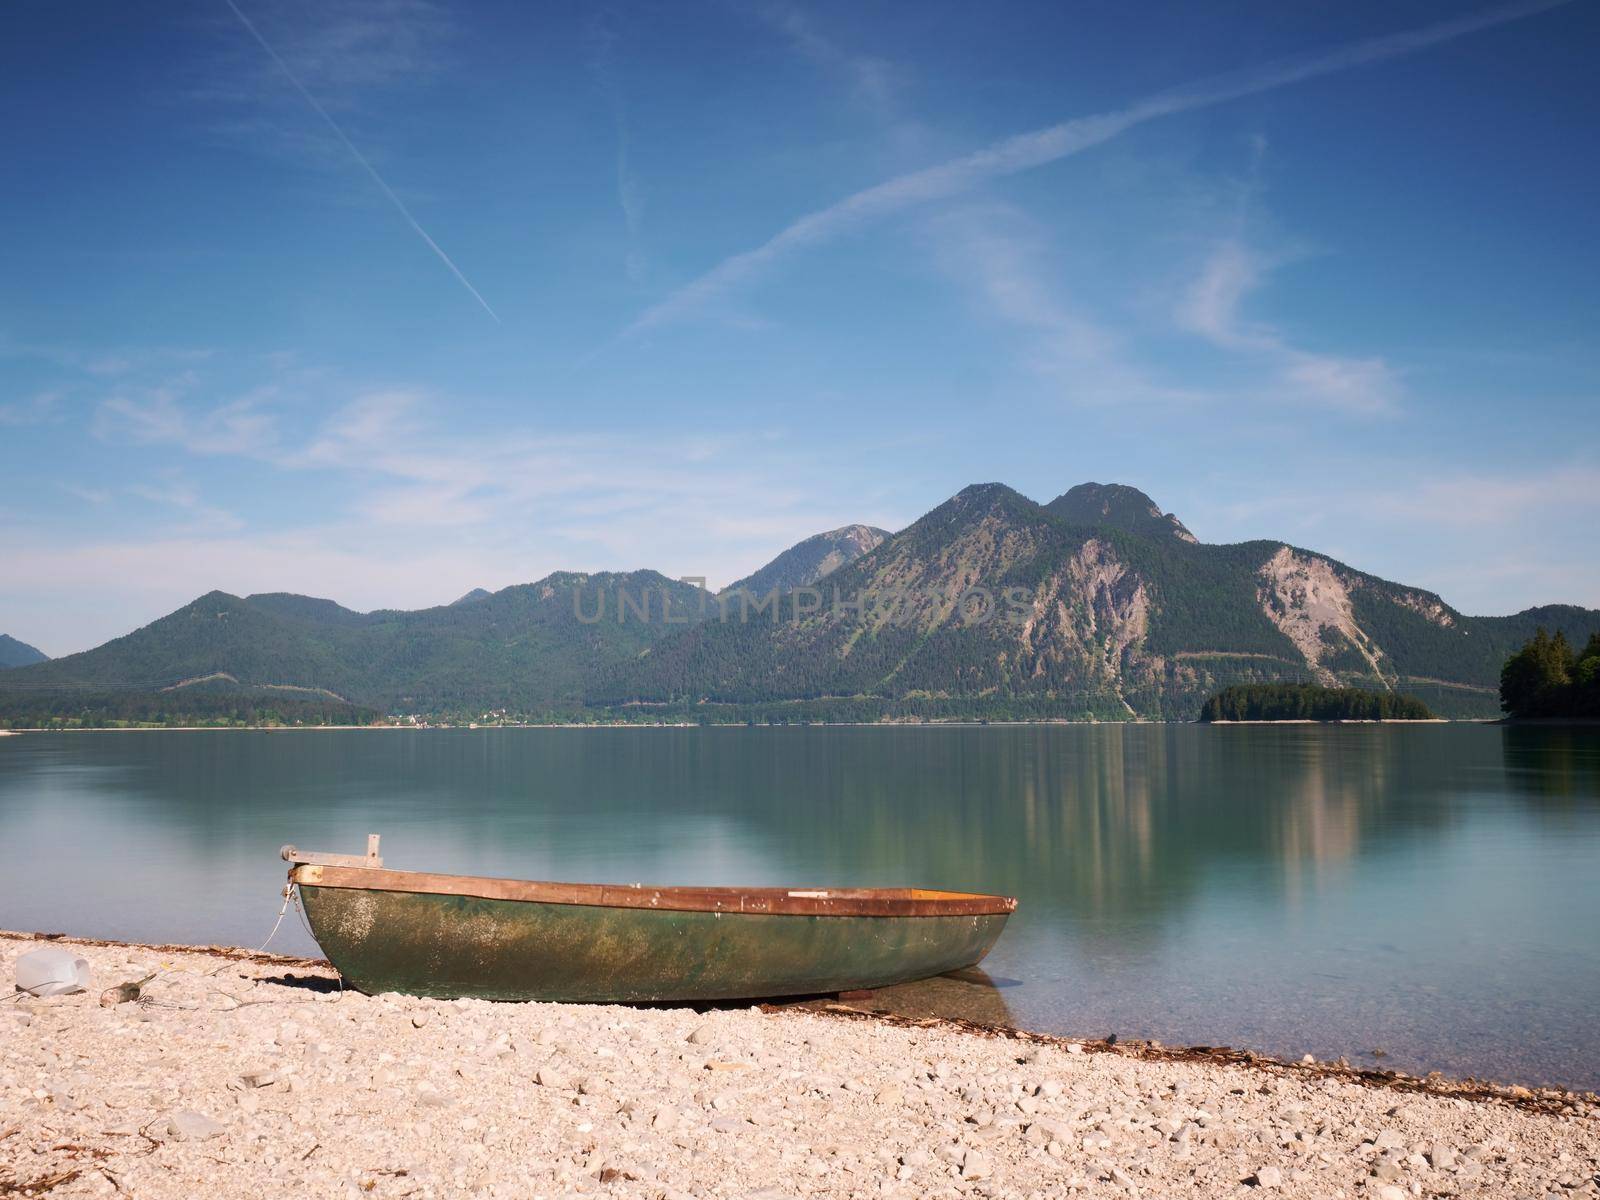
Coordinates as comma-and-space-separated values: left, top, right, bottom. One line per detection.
284, 838, 1016, 1003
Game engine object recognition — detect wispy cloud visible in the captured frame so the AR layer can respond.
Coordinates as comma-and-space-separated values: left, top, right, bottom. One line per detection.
927, 205, 1197, 407
87, 376, 894, 564
1209, 463, 1600, 536
1374, 465, 1600, 529
1178, 239, 1402, 414
750, 0, 901, 126
222, 0, 500, 322
59, 484, 112, 507
0, 392, 60, 426
588, 13, 646, 283
188, 0, 453, 182
9, 372, 910, 650
620, 0, 1568, 341
0, 337, 213, 378
199, 0, 452, 107
95, 384, 279, 456
127, 479, 244, 534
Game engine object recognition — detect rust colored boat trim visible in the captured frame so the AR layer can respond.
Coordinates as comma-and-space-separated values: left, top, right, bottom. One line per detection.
289, 863, 1017, 918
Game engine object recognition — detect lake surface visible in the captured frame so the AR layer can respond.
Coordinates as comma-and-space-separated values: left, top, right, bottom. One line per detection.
2, 725, 1597, 1089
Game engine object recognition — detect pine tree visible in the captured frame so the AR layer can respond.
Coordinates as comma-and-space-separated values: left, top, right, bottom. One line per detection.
1500, 628, 1578, 718
1574, 633, 1600, 718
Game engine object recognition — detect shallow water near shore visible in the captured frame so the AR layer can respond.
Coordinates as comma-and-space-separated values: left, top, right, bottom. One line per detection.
1, 724, 1597, 1089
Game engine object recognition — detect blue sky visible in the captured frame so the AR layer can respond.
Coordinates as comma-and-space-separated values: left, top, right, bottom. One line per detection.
2, 0, 1597, 654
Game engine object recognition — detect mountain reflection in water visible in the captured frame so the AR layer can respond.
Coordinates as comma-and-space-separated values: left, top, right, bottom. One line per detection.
0, 725, 1596, 1088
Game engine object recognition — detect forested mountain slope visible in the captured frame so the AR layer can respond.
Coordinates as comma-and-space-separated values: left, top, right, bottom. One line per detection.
4, 482, 1594, 722
722, 525, 890, 597
0, 573, 705, 715
0, 634, 49, 669
593, 484, 1598, 719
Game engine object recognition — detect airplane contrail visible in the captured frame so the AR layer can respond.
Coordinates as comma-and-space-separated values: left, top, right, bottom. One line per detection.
223, 0, 501, 323
621, 0, 1571, 340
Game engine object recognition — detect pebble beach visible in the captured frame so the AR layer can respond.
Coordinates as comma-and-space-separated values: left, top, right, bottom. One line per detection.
3, 933, 1597, 1200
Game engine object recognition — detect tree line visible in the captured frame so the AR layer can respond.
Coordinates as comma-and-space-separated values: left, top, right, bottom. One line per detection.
1198, 684, 1435, 722
0, 691, 378, 730
1499, 629, 1600, 719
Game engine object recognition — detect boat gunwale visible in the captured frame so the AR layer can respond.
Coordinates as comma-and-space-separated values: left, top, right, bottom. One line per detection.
290, 864, 1017, 917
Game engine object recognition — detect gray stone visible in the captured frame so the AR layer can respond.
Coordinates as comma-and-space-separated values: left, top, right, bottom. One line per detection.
960, 1150, 991, 1181
1429, 1144, 1459, 1170
167, 1110, 224, 1141
1030, 1117, 1073, 1141
1371, 1154, 1404, 1182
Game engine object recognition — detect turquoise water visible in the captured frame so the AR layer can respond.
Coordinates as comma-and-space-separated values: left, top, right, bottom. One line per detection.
1, 725, 1597, 1088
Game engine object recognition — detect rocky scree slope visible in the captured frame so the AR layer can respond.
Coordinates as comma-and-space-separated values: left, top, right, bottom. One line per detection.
595, 484, 1598, 719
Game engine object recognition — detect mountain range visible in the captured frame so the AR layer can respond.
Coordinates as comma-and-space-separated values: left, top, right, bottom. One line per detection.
722, 524, 889, 598
2, 481, 1595, 724
0, 634, 49, 670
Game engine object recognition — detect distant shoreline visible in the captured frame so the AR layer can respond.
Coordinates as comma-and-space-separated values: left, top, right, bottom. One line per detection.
1200, 718, 1453, 725
2, 717, 1500, 734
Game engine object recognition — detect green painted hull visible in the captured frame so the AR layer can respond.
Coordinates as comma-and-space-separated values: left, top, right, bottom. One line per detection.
298, 883, 1009, 1003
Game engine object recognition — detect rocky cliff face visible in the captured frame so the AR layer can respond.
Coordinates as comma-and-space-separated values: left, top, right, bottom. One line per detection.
602, 482, 1595, 719
1255, 547, 1392, 686
7, 480, 1596, 722
1010, 539, 1153, 714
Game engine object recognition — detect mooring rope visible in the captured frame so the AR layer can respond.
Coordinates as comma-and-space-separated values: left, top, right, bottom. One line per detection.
251, 884, 295, 956
192, 883, 295, 979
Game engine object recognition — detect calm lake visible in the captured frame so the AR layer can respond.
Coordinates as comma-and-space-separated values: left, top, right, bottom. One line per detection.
2, 725, 1597, 1089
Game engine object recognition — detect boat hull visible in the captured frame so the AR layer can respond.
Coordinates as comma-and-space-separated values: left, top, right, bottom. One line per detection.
296, 877, 1010, 1003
